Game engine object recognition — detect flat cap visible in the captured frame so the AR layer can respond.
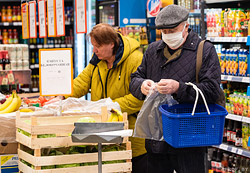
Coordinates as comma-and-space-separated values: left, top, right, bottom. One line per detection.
155, 4, 189, 29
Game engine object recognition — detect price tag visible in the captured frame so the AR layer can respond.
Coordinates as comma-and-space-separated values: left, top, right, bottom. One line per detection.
76, 0, 87, 33
47, 0, 56, 37
30, 65, 35, 69
227, 76, 233, 81
38, 0, 47, 38
44, 45, 49, 48
237, 149, 243, 155
33, 88, 39, 92
55, 0, 65, 36
37, 45, 43, 49
242, 117, 250, 124
220, 144, 228, 151
231, 147, 237, 153
22, 3, 29, 39
29, 1, 37, 38
49, 45, 54, 48
55, 44, 60, 48
13, 22, 18, 26
67, 44, 72, 48
242, 77, 250, 83
30, 45, 35, 49
3, 22, 9, 26
60, 44, 66, 48
35, 64, 39, 68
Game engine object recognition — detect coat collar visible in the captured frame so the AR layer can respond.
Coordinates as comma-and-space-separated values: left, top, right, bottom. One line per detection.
156, 29, 200, 52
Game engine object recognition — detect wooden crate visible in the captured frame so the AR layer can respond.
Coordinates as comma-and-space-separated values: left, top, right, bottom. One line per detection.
16, 107, 132, 173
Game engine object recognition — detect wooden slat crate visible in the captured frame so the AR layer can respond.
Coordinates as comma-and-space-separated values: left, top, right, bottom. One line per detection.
16, 107, 132, 173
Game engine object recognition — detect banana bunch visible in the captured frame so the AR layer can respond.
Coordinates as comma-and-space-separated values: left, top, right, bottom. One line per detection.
107, 108, 123, 122
0, 91, 21, 114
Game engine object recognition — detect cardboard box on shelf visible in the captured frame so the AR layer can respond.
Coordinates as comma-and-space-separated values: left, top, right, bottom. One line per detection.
0, 154, 18, 173
0, 143, 17, 155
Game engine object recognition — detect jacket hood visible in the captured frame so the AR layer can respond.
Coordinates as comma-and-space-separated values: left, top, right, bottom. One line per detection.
90, 33, 140, 68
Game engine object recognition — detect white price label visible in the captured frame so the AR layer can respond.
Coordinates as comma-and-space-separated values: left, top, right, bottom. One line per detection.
231, 147, 237, 153
220, 144, 228, 151
3, 22, 9, 26
237, 149, 243, 155
44, 45, 49, 48
37, 45, 43, 49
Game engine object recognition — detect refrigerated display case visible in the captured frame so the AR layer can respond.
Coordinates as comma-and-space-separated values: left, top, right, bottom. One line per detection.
96, 0, 118, 26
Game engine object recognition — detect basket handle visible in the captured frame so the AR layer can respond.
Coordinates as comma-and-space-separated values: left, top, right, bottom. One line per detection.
185, 82, 210, 116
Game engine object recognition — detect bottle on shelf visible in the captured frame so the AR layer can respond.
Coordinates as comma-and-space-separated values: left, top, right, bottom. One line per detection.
232, 121, 237, 146
8, 29, 13, 44
227, 155, 234, 173
2, 29, 8, 44
0, 29, 3, 44
221, 153, 229, 172
7, 6, 12, 23
215, 149, 223, 173
211, 149, 218, 173
1, 6, 7, 22
223, 119, 228, 143
227, 120, 233, 145
13, 29, 18, 44
17, 6, 21, 22
0, 52, 3, 70
235, 122, 242, 147
12, 6, 17, 22
3, 51, 10, 70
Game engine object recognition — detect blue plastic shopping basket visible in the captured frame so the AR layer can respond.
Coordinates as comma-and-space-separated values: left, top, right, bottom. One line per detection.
159, 83, 228, 148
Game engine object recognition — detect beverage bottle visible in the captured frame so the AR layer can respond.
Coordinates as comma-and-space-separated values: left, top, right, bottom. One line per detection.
211, 149, 218, 173
246, 159, 250, 173
215, 149, 223, 173
2, 29, 8, 44
235, 156, 241, 173
12, 6, 16, 22
7, 6, 12, 23
228, 155, 233, 173
0, 29, 3, 44
232, 121, 237, 146
235, 122, 242, 147
227, 120, 233, 145
3, 51, 10, 70
221, 153, 229, 173
223, 119, 228, 143
1, 6, 6, 22
13, 29, 18, 44
17, 6, 21, 22
232, 155, 237, 173
8, 29, 13, 44
0, 52, 3, 70
240, 157, 247, 173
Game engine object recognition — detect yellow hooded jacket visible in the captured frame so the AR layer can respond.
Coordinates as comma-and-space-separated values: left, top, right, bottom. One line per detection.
71, 34, 146, 158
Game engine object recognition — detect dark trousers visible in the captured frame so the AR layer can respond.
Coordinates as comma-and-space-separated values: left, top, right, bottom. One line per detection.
146, 139, 208, 173
132, 153, 148, 173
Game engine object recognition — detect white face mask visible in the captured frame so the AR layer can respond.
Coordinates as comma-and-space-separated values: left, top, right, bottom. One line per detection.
162, 24, 186, 49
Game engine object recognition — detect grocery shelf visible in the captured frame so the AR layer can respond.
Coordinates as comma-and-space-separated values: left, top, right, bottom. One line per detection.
0, 22, 22, 26
206, 0, 246, 4
0, 70, 31, 85
221, 75, 250, 83
213, 143, 250, 158
30, 44, 72, 49
226, 113, 250, 123
207, 37, 247, 43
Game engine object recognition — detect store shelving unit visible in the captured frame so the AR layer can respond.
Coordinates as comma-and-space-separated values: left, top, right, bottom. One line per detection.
213, 143, 250, 158
202, 0, 250, 160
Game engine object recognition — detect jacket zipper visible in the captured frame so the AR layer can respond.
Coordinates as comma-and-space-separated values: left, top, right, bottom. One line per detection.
105, 69, 111, 98
97, 68, 104, 98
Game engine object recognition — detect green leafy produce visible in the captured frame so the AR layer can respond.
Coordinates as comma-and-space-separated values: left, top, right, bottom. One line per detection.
56, 163, 81, 168
37, 134, 56, 138
42, 166, 55, 169
77, 117, 96, 123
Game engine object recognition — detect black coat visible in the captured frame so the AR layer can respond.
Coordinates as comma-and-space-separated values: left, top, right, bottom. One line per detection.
129, 29, 221, 104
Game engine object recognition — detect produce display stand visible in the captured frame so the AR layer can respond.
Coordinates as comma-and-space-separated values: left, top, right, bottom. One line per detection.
72, 122, 132, 173
16, 107, 132, 173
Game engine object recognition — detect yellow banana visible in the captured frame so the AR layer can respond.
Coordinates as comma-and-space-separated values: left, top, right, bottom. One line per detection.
107, 114, 113, 122
111, 115, 118, 122
0, 95, 18, 114
14, 95, 22, 111
0, 94, 13, 111
118, 115, 123, 122
20, 108, 33, 112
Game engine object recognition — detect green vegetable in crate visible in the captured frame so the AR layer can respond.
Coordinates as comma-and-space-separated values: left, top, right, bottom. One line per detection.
56, 163, 81, 168
42, 166, 55, 170
77, 117, 96, 123
38, 134, 56, 138
18, 128, 31, 137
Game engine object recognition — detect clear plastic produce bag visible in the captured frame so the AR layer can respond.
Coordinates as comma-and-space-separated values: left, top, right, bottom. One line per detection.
133, 89, 178, 141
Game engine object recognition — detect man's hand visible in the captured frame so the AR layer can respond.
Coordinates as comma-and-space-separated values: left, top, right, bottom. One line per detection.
141, 80, 155, 96
156, 79, 179, 94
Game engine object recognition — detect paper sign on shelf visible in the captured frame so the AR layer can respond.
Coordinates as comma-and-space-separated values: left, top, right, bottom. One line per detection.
38, 0, 47, 38
47, 0, 57, 37
39, 48, 73, 96
75, 0, 87, 33
29, 1, 37, 38
56, 0, 65, 36
21, 2, 29, 39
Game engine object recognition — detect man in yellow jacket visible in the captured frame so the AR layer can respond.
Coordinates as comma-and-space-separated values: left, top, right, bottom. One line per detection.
70, 23, 146, 172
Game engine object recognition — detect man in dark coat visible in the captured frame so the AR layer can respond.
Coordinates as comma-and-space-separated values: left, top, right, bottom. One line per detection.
129, 4, 221, 173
